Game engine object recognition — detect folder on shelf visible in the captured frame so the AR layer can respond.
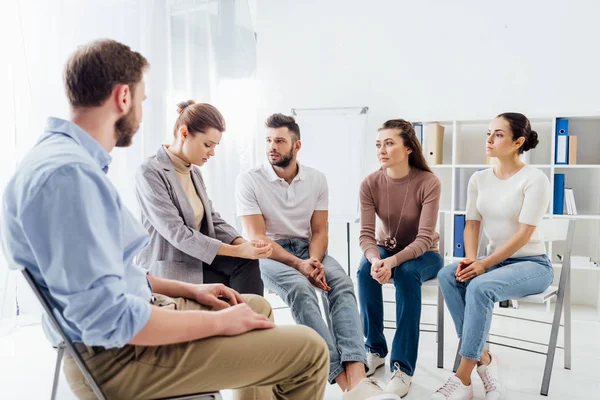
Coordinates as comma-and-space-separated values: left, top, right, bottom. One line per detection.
555, 118, 569, 164
565, 188, 573, 215
568, 135, 577, 165
565, 188, 578, 215
413, 123, 423, 145
424, 122, 445, 165
453, 214, 465, 258
553, 173, 565, 214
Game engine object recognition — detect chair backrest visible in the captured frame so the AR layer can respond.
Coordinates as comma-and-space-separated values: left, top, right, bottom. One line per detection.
20, 268, 107, 400
538, 218, 577, 279
474, 217, 576, 262
437, 212, 446, 258
537, 218, 573, 243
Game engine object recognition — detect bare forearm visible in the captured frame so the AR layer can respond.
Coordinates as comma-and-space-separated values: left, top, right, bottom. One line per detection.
130, 306, 222, 346
464, 220, 481, 260
249, 233, 302, 268
308, 232, 328, 261
147, 274, 196, 299
481, 234, 530, 269
365, 248, 380, 262
270, 240, 304, 268
217, 243, 241, 257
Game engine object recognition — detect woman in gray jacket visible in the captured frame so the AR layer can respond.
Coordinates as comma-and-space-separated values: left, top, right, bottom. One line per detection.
135, 101, 271, 295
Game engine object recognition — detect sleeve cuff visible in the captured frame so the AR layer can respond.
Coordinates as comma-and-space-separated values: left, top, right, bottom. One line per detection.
125, 298, 152, 347
203, 237, 222, 265
518, 216, 542, 226
83, 295, 153, 349
237, 208, 262, 216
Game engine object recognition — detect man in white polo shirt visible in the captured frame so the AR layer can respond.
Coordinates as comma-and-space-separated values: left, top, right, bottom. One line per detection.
235, 114, 398, 400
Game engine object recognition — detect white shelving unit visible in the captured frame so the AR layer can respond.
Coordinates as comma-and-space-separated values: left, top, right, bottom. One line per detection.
422, 115, 600, 315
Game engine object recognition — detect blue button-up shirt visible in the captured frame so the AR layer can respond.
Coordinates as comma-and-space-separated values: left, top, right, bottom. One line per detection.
1, 117, 152, 348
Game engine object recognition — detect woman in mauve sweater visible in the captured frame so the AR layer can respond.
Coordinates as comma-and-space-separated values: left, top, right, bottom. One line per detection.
431, 113, 551, 400
357, 119, 443, 398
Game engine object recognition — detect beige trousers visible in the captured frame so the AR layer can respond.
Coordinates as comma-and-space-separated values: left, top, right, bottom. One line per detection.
64, 294, 328, 400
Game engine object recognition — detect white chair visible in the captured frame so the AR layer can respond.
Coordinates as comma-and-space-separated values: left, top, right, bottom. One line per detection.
452, 218, 575, 396
21, 268, 222, 400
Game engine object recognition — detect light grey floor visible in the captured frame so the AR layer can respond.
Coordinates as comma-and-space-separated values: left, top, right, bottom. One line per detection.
1, 300, 599, 399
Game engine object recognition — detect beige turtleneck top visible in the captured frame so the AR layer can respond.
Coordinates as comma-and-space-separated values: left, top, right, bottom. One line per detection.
165, 145, 205, 229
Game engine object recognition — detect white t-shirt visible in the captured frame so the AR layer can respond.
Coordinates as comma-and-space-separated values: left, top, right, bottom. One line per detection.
235, 163, 328, 241
466, 165, 551, 258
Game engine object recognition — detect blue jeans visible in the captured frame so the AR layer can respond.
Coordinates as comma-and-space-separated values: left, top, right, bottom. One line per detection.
259, 239, 366, 384
357, 247, 443, 376
437, 255, 554, 360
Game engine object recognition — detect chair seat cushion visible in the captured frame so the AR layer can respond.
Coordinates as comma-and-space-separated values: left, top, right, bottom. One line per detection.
423, 278, 439, 287
385, 278, 439, 286
513, 286, 558, 303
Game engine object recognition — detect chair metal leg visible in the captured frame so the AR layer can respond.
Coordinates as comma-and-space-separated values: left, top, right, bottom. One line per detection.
564, 269, 571, 370
51, 343, 65, 400
437, 288, 444, 369
453, 339, 462, 373
541, 272, 568, 395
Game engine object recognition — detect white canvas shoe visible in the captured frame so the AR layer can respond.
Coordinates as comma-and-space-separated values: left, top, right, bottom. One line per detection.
385, 363, 412, 398
431, 375, 473, 400
477, 353, 504, 400
366, 350, 386, 377
342, 378, 400, 400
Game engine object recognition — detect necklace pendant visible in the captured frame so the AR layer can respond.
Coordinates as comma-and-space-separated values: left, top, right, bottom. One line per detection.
385, 236, 397, 250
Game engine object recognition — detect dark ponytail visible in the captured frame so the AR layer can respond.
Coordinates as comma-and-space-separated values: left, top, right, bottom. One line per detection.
497, 112, 538, 154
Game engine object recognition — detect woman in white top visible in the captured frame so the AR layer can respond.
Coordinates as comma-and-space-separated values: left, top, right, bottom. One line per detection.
432, 113, 552, 400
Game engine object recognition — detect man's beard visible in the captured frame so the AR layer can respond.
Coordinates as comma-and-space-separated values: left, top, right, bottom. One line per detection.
114, 107, 139, 147
269, 147, 294, 168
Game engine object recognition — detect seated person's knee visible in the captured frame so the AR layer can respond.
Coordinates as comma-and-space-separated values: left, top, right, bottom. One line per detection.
243, 294, 273, 318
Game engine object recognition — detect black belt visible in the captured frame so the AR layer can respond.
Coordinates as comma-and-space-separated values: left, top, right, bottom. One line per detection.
73, 342, 106, 357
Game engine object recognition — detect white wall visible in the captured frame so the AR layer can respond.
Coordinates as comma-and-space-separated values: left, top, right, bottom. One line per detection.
15, 0, 170, 215
256, 0, 600, 161
7, 0, 170, 316
255, 0, 600, 280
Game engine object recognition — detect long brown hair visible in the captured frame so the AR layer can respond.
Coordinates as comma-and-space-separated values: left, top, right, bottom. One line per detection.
378, 119, 432, 173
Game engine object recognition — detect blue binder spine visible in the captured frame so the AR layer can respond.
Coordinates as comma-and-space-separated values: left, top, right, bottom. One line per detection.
453, 214, 466, 258
553, 173, 565, 214
414, 123, 423, 145
555, 119, 569, 165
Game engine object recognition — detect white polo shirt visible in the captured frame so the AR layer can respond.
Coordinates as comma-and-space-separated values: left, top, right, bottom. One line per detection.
235, 163, 328, 241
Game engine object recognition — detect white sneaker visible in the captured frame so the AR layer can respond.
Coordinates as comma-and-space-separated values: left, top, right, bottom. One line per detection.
431, 376, 473, 400
385, 363, 412, 398
342, 378, 400, 400
476, 353, 503, 400
366, 350, 386, 376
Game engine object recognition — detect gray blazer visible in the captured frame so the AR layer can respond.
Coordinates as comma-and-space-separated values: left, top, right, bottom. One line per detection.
135, 146, 240, 283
